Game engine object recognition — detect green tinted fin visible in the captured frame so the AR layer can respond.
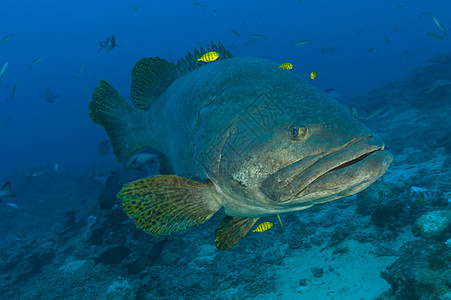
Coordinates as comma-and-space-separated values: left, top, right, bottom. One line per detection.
215, 216, 259, 251
119, 175, 221, 237
89, 80, 141, 162
175, 40, 233, 76
130, 57, 176, 110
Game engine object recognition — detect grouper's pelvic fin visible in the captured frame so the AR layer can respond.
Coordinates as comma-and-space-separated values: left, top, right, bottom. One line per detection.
119, 175, 221, 237
130, 57, 176, 110
89, 80, 141, 162
175, 40, 233, 76
215, 216, 259, 251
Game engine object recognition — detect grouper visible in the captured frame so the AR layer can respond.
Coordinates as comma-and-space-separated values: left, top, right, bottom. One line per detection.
89, 41, 392, 250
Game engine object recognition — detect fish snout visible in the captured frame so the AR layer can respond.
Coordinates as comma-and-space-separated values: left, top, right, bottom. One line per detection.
260, 135, 392, 204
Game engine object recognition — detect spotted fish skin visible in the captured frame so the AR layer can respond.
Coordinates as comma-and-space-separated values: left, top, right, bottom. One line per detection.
140, 57, 391, 217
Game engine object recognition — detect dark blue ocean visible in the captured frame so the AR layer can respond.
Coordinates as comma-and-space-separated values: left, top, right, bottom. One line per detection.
1, 1, 450, 299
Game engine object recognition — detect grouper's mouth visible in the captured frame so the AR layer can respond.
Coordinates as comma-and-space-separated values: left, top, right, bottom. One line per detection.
260, 136, 393, 204
316, 143, 382, 180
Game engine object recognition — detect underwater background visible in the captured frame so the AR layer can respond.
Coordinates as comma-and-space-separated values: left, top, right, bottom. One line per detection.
1, 0, 450, 299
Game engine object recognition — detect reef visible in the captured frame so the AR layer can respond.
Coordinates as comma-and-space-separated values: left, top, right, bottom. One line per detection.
0, 51, 451, 299
381, 240, 451, 300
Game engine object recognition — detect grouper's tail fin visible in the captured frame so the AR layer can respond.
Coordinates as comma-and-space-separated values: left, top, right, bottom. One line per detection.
89, 80, 141, 162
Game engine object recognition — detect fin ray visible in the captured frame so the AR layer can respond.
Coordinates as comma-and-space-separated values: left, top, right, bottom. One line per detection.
119, 175, 221, 237
215, 216, 259, 250
175, 40, 233, 77
130, 57, 176, 110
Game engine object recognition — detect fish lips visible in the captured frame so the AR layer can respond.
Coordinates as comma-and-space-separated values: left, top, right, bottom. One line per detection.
260, 136, 393, 203
294, 150, 392, 205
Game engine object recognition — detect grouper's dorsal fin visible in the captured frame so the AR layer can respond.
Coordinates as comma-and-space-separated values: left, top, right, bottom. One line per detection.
130, 57, 176, 110
175, 40, 233, 76
129, 42, 232, 110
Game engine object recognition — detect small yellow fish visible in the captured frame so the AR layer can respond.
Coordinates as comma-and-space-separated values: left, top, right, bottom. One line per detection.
253, 222, 273, 233
198, 51, 219, 62
278, 62, 293, 70
310, 71, 317, 80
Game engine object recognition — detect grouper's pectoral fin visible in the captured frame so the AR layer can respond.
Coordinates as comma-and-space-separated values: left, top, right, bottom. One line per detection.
215, 216, 259, 251
118, 175, 221, 236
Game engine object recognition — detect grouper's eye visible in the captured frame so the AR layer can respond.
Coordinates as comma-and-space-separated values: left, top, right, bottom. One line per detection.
289, 125, 308, 140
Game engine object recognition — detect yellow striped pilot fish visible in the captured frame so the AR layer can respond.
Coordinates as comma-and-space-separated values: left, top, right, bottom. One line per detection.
253, 222, 273, 232
198, 51, 219, 62
310, 71, 317, 79
279, 62, 293, 70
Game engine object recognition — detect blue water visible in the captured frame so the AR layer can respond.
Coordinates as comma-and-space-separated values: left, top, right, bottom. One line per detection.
1, 1, 451, 299
0, 0, 449, 175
